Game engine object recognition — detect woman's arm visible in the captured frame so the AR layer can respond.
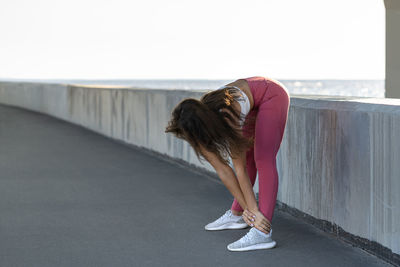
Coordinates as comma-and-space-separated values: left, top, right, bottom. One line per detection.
232, 150, 272, 234
218, 105, 259, 212
231, 151, 259, 212
199, 145, 248, 210
216, 166, 248, 210
235, 169, 258, 212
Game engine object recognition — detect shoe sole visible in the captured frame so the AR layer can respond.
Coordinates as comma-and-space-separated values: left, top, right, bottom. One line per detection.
205, 222, 249, 231
227, 241, 277, 251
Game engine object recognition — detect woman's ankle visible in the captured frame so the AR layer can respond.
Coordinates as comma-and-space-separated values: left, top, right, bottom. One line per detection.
231, 209, 243, 216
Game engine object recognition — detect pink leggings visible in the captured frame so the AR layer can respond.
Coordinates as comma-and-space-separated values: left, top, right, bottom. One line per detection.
231, 76, 290, 222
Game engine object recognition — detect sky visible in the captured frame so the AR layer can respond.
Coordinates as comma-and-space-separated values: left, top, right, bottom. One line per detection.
0, 0, 385, 80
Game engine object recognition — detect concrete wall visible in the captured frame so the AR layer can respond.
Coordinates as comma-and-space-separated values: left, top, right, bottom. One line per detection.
277, 96, 400, 257
0, 81, 399, 256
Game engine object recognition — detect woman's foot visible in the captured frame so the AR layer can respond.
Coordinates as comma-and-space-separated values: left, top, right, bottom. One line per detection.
227, 228, 276, 251
204, 209, 249, 231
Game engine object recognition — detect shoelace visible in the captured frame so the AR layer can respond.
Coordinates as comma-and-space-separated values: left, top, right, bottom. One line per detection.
238, 229, 255, 244
220, 210, 232, 221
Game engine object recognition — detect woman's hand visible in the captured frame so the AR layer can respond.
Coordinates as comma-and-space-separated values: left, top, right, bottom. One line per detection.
242, 208, 254, 227
242, 208, 272, 235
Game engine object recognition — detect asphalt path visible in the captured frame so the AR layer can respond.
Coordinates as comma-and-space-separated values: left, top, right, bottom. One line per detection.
0, 104, 390, 267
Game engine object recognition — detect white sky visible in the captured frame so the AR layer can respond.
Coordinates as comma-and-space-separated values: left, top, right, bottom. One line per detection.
0, 0, 385, 80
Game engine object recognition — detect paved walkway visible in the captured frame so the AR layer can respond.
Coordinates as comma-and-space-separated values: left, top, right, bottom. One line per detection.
0, 104, 391, 267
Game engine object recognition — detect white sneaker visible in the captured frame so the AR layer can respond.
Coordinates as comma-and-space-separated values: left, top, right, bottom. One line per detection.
227, 228, 276, 251
204, 209, 249, 231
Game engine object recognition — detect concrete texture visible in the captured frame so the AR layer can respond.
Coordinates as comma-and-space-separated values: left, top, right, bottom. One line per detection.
277, 97, 400, 258
0, 104, 391, 267
0, 81, 399, 258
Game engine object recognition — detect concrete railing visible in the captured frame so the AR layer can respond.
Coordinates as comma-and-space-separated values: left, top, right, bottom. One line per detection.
0, 81, 399, 262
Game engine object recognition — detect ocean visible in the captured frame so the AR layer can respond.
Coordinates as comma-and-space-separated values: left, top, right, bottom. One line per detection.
0, 78, 385, 98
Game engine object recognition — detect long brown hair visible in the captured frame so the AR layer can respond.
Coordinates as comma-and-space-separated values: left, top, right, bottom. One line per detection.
165, 86, 256, 166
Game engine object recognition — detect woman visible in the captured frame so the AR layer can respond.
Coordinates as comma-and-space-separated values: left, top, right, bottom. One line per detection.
165, 76, 290, 251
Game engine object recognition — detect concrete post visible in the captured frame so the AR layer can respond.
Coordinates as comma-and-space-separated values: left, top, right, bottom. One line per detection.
384, 0, 400, 98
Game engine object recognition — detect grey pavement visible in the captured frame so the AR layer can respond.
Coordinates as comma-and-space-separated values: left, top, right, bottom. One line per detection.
0, 104, 391, 267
